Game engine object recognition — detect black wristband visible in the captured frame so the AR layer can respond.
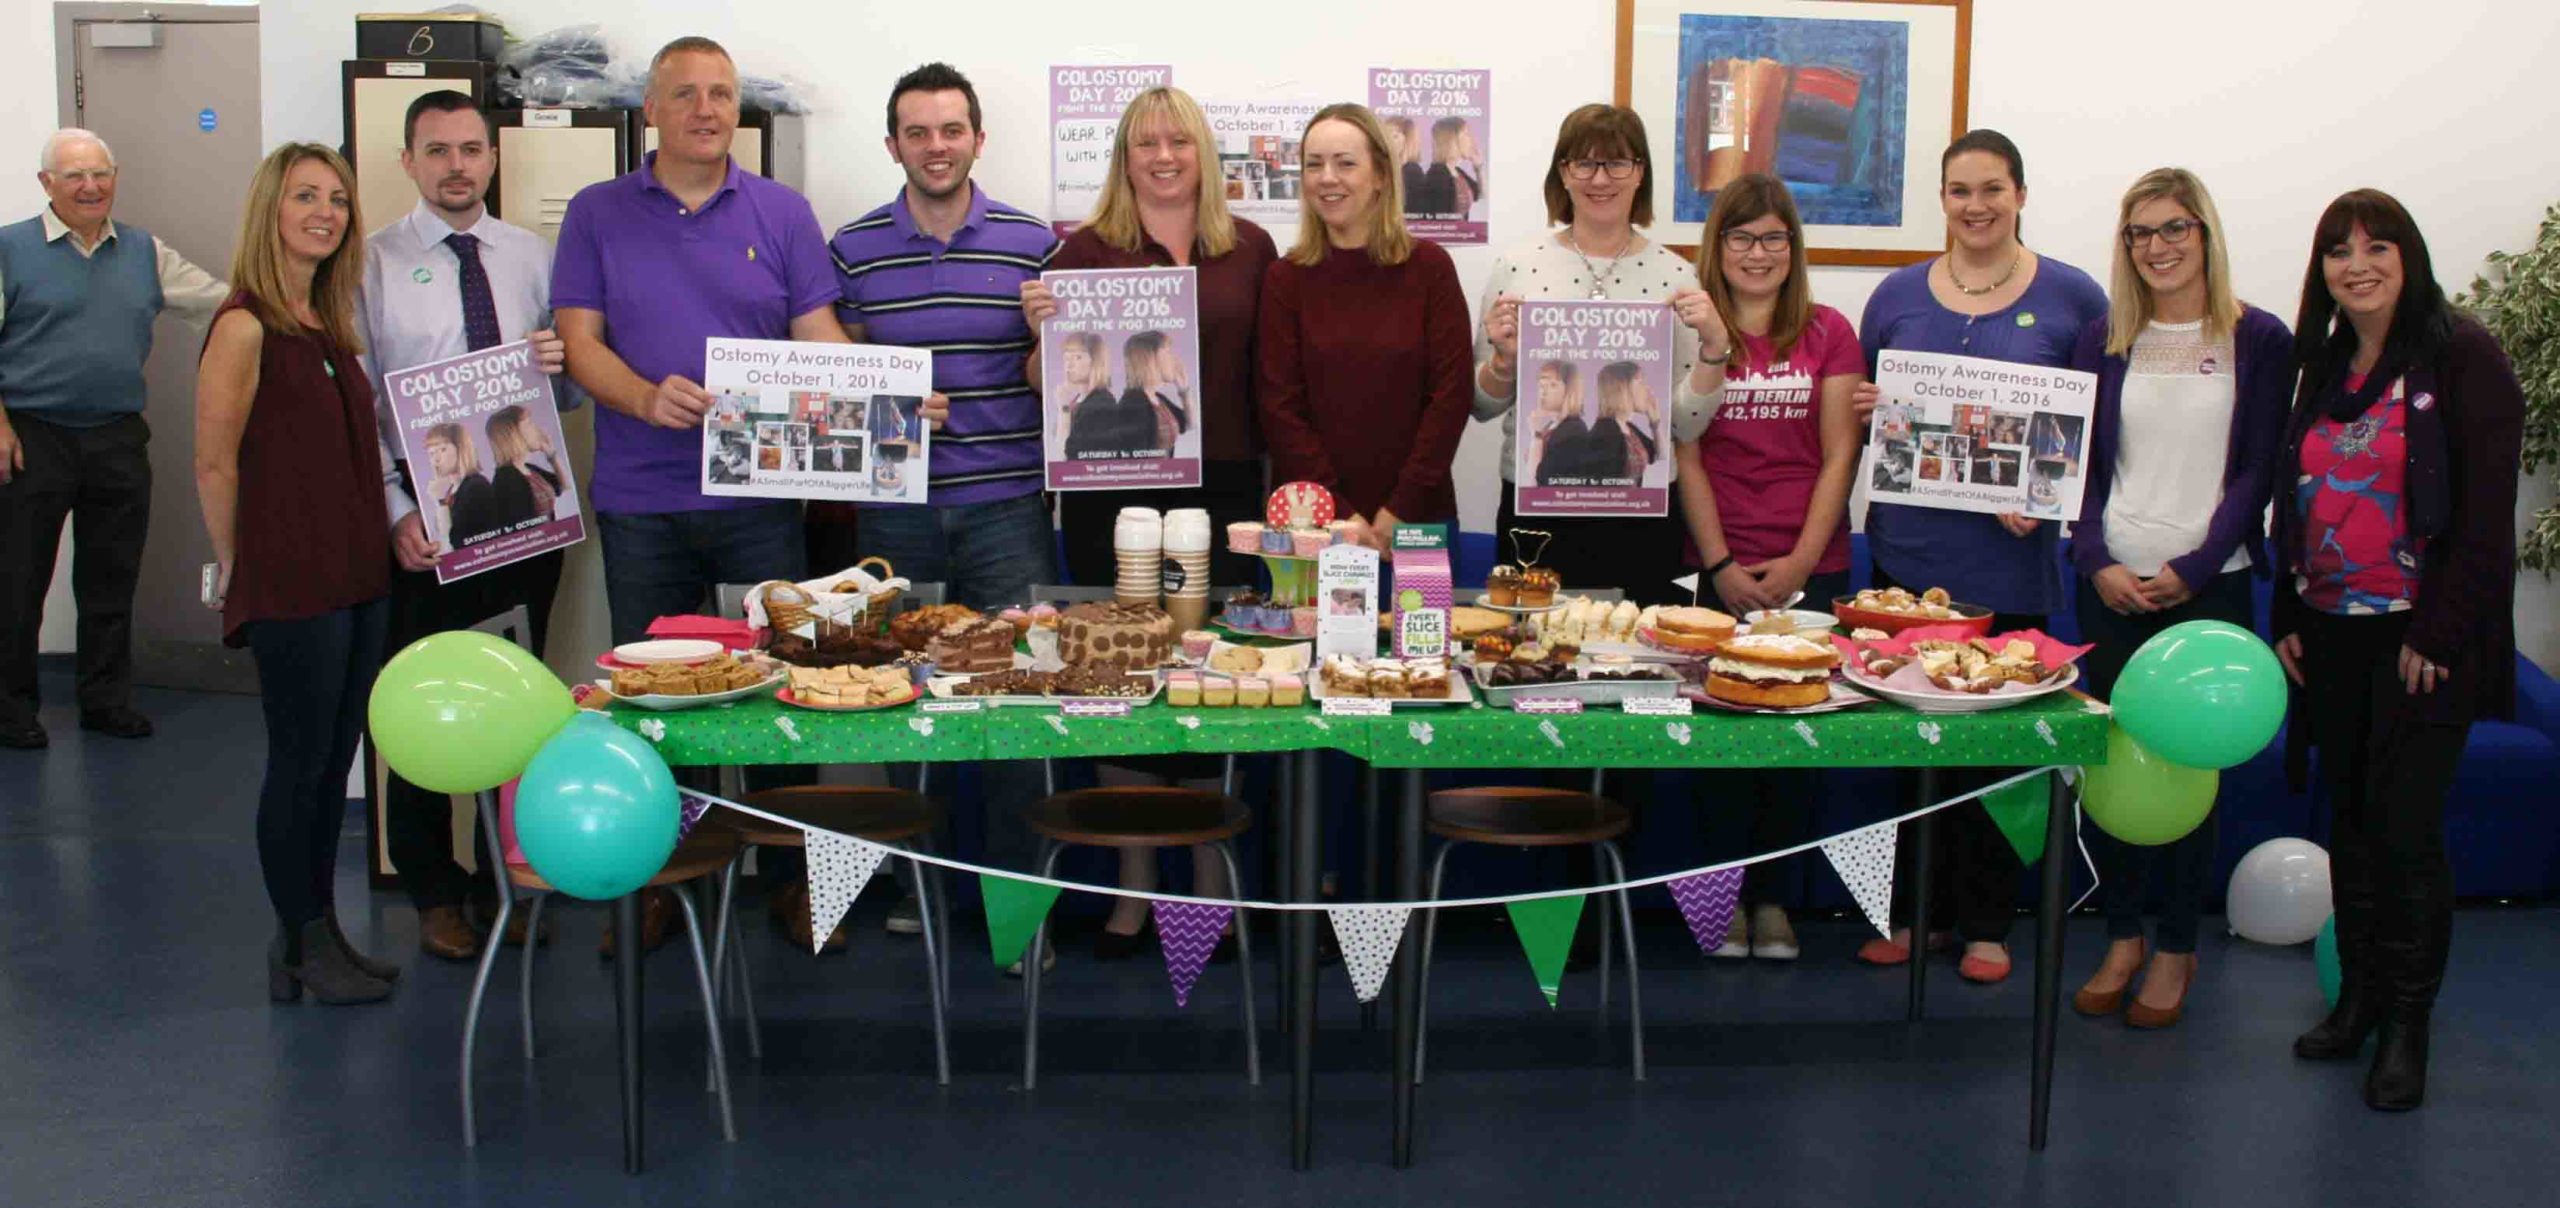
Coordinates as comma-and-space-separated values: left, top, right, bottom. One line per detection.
1704, 554, 1736, 578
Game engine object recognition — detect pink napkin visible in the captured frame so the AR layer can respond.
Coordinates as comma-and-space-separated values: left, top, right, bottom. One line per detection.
495, 778, 528, 867
644, 615, 756, 646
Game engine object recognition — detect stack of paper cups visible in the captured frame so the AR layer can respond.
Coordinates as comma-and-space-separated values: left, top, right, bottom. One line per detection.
1161, 508, 1213, 630
1115, 507, 1163, 607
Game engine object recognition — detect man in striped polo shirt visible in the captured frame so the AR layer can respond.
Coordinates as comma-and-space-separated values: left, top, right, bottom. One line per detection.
834, 63, 1060, 959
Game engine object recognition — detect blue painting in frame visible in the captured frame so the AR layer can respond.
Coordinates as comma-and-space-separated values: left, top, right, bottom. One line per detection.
1672, 13, 1909, 227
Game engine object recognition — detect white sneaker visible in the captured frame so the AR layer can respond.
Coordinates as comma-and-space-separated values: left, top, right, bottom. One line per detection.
1710, 911, 1750, 959
1749, 905, 1800, 961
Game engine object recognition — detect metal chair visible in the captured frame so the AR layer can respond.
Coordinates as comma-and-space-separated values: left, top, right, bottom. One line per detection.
1415, 782, 1645, 1083
1019, 785, 1260, 1089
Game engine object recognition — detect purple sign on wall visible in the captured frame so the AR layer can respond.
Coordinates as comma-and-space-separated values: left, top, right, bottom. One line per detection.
1369, 67, 1490, 247
1050, 64, 1174, 236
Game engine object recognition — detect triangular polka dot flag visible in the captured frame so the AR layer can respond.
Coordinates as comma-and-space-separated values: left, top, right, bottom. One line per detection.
1666, 868, 1745, 955
1327, 905, 1412, 1004
1151, 900, 1232, 1008
804, 831, 888, 955
1822, 820, 1899, 937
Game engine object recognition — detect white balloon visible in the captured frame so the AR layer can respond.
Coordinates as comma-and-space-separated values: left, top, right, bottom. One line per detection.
2226, 838, 2333, 945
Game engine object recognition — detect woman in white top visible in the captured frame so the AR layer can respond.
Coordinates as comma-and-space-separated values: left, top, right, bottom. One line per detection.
2067, 168, 2295, 1028
1472, 103, 1707, 595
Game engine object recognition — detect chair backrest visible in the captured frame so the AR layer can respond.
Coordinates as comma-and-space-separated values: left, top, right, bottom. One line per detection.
1030, 583, 1119, 604
470, 604, 534, 647
714, 583, 754, 621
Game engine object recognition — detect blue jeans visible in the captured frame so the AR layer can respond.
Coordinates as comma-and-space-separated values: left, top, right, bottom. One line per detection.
865, 493, 1057, 878
242, 598, 389, 930
594, 502, 806, 645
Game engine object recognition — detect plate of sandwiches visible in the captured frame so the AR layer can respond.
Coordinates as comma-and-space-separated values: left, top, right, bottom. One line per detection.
599, 652, 787, 711
1635, 606, 1739, 657
778, 664, 923, 711
1841, 636, 2081, 714
1685, 633, 1874, 714
1311, 655, 1472, 706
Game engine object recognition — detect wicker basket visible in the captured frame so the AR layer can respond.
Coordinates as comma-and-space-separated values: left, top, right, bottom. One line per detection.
841, 556, 903, 633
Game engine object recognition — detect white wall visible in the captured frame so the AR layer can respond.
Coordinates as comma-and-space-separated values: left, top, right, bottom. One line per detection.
124, 0, 2559, 672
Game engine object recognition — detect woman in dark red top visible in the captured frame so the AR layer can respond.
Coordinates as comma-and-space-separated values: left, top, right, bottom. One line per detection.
1258, 102, 1474, 543
196, 144, 396, 1006
2274, 190, 2523, 1111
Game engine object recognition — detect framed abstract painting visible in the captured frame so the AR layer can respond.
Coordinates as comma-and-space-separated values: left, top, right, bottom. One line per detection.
1616, 0, 1972, 265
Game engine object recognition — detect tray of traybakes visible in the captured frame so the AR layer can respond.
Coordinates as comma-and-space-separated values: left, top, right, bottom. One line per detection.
926, 601, 1177, 706
1311, 655, 1471, 706
1839, 632, 2083, 715
1162, 667, 1307, 710
929, 666, 1165, 707
778, 664, 923, 711
599, 651, 787, 711
1464, 652, 1681, 709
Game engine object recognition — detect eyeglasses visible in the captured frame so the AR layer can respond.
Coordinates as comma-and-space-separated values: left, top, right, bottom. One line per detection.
48, 169, 116, 187
1562, 158, 1642, 181
1721, 229, 1793, 253
2121, 218, 2205, 249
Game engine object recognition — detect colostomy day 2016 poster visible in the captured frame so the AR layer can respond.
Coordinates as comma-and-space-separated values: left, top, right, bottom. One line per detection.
1041, 266, 1202, 490
1512, 300, 1678, 518
1368, 67, 1489, 246
381, 339, 586, 584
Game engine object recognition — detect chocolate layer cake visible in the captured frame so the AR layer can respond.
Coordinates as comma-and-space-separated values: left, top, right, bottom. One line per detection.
1058, 601, 1174, 669
927, 617, 1016, 674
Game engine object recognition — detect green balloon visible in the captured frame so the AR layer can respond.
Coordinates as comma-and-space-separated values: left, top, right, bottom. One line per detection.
367, 630, 575, 794
2080, 723, 2218, 845
2110, 620, 2285, 770
2315, 915, 2341, 1007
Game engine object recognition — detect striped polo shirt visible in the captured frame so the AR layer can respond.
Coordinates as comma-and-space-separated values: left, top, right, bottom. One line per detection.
832, 186, 1058, 507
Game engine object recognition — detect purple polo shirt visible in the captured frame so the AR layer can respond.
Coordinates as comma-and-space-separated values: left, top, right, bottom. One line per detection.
831, 186, 1058, 507
551, 153, 839, 513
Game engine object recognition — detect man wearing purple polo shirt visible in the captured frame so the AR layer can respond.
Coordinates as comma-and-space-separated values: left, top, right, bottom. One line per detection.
833, 63, 1060, 961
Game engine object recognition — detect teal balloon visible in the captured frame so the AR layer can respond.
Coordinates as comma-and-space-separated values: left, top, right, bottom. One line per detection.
2110, 620, 2285, 770
368, 629, 575, 794
2315, 916, 2341, 1007
2079, 723, 2218, 845
511, 714, 679, 900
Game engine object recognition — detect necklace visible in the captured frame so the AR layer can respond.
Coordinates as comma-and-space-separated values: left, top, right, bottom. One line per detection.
1563, 228, 1633, 300
1946, 248, 2023, 296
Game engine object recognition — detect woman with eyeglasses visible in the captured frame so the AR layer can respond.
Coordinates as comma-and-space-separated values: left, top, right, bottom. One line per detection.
1664, 173, 1863, 960
2066, 169, 2294, 1028
1851, 130, 2107, 984
2275, 190, 2520, 1111
1473, 103, 1705, 592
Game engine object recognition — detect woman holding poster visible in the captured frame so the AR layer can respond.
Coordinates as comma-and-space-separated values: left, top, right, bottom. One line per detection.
1259, 102, 1473, 543
2066, 169, 2295, 1030
1852, 130, 2107, 985
1473, 104, 1702, 591
2273, 191, 2521, 1111
1667, 173, 1863, 960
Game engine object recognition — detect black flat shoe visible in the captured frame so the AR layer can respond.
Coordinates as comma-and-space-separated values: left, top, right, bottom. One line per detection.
1095, 924, 1150, 961
78, 707, 152, 739
0, 718, 46, 749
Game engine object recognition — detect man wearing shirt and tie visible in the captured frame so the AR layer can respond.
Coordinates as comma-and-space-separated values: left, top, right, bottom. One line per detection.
355, 91, 573, 962
0, 129, 227, 750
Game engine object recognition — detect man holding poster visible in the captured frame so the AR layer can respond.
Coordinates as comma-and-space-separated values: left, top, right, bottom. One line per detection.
356, 89, 581, 961
1511, 300, 1678, 516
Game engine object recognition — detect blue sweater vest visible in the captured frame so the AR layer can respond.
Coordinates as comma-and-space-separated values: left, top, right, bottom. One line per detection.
0, 215, 165, 426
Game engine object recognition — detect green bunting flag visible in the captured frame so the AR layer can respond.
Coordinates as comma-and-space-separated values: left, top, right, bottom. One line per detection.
1505, 894, 1586, 1008
1982, 777, 2049, 866
980, 874, 1062, 968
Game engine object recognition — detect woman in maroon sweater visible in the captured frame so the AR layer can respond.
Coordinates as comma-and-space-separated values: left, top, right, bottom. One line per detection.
1258, 103, 1473, 542
2273, 189, 2523, 1112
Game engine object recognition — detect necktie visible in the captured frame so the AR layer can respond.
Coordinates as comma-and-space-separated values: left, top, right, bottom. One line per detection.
446, 231, 502, 352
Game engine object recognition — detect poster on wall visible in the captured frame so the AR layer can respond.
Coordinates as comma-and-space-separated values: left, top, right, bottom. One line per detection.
1049, 64, 1174, 236
1039, 267, 1203, 491
1617, 0, 1969, 263
1200, 97, 1324, 238
699, 339, 933, 504
1863, 349, 2095, 520
382, 340, 587, 585
1368, 67, 1490, 246
1511, 301, 1678, 518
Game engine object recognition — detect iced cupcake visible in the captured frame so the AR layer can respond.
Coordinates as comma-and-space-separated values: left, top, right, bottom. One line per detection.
1291, 606, 1318, 637
1226, 521, 1264, 555
1180, 629, 1216, 662
1292, 528, 1327, 558
1259, 527, 1295, 555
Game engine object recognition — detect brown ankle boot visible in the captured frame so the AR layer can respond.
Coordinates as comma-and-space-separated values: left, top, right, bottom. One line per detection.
327, 908, 403, 979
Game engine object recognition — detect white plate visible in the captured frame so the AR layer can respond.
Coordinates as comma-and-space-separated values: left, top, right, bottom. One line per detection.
1471, 594, 1564, 615
596, 671, 786, 711
611, 638, 725, 665
1839, 661, 2080, 714
1741, 609, 1840, 633
1307, 670, 1473, 707
1685, 679, 1874, 715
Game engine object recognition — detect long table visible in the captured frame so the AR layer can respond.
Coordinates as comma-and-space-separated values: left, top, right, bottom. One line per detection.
601, 691, 2107, 1170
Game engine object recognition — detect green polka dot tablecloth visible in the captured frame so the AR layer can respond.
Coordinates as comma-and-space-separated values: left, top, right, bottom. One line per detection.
609, 692, 2109, 769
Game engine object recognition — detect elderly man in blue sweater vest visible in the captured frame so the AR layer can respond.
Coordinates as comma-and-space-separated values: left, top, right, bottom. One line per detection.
0, 129, 225, 749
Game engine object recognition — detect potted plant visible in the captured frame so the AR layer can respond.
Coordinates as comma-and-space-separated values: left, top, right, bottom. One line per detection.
2457, 202, 2560, 572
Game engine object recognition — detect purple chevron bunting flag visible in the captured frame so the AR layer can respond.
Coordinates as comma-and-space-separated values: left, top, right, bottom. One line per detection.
1667, 867, 1745, 955
1151, 900, 1233, 1008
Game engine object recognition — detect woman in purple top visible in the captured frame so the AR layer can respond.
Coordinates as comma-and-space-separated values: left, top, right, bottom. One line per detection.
2275, 190, 2522, 1112
1851, 130, 2106, 984
2065, 169, 2294, 1029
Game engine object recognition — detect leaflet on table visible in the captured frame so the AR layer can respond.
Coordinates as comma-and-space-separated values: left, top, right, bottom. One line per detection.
699, 339, 932, 504
1048, 64, 1173, 236
1368, 67, 1489, 247
1200, 97, 1324, 240
1511, 300, 1678, 517
382, 339, 587, 585
1041, 267, 1203, 491
1863, 350, 2097, 520
1317, 543, 1381, 661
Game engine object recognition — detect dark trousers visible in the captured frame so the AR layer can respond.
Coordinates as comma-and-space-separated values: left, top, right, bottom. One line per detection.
1875, 568, 2042, 943
378, 545, 564, 911
2297, 608, 2468, 1012
0, 414, 151, 721
243, 599, 389, 929
1691, 568, 1850, 905
2075, 568, 2254, 952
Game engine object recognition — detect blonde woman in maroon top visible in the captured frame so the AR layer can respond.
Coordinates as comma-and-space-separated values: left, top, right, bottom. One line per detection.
1258, 102, 1473, 546
196, 143, 397, 1006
